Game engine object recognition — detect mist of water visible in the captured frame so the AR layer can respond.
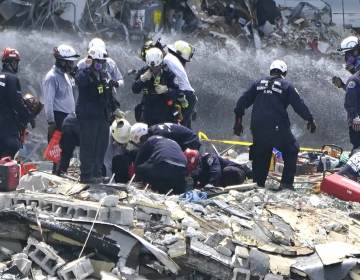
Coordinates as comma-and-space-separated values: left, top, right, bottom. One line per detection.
0, 29, 351, 154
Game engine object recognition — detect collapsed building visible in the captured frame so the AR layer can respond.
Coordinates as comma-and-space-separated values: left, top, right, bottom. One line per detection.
0, 144, 360, 279
0, 0, 353, 53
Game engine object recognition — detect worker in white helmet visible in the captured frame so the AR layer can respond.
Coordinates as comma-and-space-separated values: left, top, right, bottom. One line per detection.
132, 47, 184, 126
165, 40, 197, 129
234, 59, 316, 190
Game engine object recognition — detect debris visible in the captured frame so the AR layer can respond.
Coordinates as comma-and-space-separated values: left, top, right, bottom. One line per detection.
57, 256, 94, 280
315, 242, 360, 266
25, 237, 65, 276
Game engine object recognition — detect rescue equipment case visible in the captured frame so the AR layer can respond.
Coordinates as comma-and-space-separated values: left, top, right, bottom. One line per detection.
0, 157, 20, 191
321, 173, 360, 202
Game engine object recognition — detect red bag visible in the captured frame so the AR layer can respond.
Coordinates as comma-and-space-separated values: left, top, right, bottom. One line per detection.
43, 130, 62, 163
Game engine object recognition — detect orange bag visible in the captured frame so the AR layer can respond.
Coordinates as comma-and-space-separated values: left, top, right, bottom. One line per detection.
43, 130, 62, 163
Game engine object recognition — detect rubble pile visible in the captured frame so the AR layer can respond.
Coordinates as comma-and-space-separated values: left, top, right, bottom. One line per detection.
0, 168, 358, 279
0, 0, 352, 53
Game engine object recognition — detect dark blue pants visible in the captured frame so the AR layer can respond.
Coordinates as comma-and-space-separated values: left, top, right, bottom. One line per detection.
79, 119, 109, 181
136, 161, 186, 194
0, 136, 21, 158
349, 126, 360, 152
252, 128, 299, 186
58, 126, 79, 174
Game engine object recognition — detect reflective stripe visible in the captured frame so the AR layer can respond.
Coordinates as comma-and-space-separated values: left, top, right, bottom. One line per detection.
164, 160, 186, 167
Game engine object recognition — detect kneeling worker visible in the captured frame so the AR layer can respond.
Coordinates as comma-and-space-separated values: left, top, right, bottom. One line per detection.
233, 60, 316, 190
130, 122, 201, 151
134, 135, 187, 194
185, 149, 252, 188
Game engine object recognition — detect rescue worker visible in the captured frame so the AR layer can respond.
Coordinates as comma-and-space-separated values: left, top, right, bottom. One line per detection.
332, 36, 360, 91
165, 40, 197, 128
234, 60, 316, 190
78, 38, 122, 119
56, 112, 79, 175
134, 135, 187, 194
104, 117, 132, 182
0, 48, 34, 158
129, 122, 201, 151
43, 44, 79, 172
132, 47, 184, 126
140, 39, 165, 61
185, 149, 253, 188
337, 36, 360, 151
75, 46, 112, 183
78, 37, 124, 90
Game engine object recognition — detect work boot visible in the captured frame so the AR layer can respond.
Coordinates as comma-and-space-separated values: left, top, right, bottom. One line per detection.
279, 183, 295, 190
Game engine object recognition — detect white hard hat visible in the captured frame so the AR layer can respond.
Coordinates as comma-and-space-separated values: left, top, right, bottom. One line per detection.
111, 118, 131, 144
145, 48, 163, 67
340, 36, 359, 53
168, 40, 194, 62
270, 59, 288, 74
54, 44, 79, 61
88, 46, 107, 60
130, 123, 149, 144
89, 38, 106, 51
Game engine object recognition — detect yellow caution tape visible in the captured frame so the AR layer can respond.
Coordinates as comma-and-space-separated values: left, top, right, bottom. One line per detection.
198, 131, 322, 153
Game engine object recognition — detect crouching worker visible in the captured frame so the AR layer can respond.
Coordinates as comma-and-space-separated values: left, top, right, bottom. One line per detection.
134, 135, 187, 194
104, 117, 134, 183
130, 122, 201, 151
185, 149, 252, 188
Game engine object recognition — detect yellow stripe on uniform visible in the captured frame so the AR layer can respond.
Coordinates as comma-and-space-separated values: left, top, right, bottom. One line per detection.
198, 131, 322, 152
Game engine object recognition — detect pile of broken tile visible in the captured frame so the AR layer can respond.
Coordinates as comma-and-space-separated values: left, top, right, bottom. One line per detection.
0, 169, 359, 280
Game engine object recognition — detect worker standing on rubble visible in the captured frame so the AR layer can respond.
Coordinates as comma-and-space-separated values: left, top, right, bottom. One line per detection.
165, 40, 197, 128
184, 149, 252, 188
233, 60, 316, 190
0, 48, 35, 158
43, 44, 79, 172
75, 46, 112, 184
132, 47, 184, 126
337, 36, 360, 151
134, 135, 187, 194
130, 122, 201, 151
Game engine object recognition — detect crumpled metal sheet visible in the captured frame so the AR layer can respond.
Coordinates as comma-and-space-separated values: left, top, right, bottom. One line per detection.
291, 253, 360, 280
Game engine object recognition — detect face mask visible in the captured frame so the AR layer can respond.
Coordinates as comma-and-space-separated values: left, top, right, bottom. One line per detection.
345, 52, 360, 74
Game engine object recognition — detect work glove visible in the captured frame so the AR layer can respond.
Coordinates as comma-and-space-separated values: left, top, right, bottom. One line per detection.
177, 95, 189, 109
140, 69, 152, 82
233, 116, 243, 136
109, 80, 119, 88
352, 116, 360, 132
155, 84, 168, 95
332, 76, 345, 89
113, 108, 126, 119
47, 122, 57, 140
307, 119, 317, 133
